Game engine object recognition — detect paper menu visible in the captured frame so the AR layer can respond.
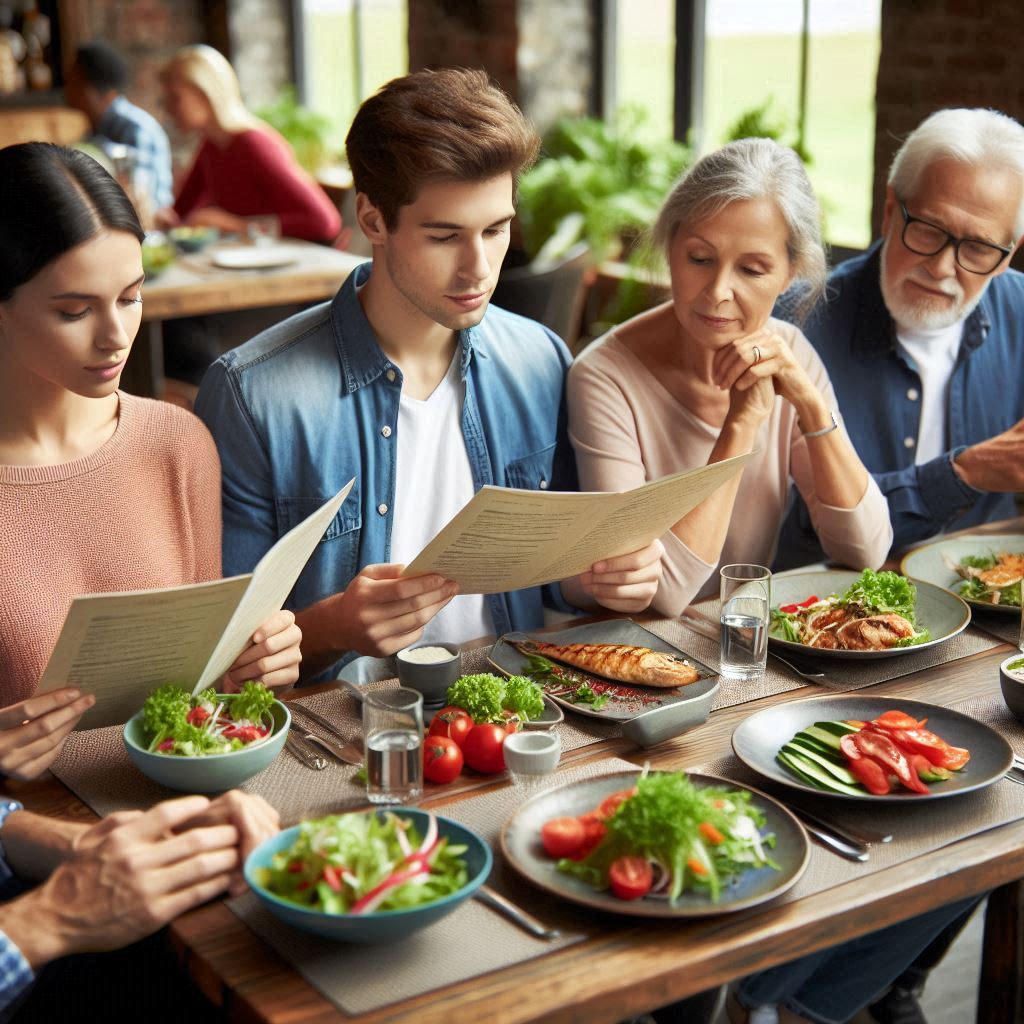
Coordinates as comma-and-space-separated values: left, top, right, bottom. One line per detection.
403, 453, 753, 593
38, 480, 353, 729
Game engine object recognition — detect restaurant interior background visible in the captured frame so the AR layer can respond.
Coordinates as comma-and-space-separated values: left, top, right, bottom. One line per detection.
0, 0, 1021, 349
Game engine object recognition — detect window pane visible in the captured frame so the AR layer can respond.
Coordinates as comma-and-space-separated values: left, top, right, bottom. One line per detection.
299, 0, 407, 152
615, 0, 675, 141
703, 0, 880, 249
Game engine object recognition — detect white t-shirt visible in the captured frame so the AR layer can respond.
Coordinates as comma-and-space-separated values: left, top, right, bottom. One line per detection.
896, 321, 963, 465
389, 346, 493, 644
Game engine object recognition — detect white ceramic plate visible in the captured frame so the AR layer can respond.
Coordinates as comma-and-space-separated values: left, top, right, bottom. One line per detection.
211, 245, 300, 270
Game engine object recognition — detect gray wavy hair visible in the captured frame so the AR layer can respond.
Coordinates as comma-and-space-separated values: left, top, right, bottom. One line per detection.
652, 138, 827, 323
888, 108, 1024, 238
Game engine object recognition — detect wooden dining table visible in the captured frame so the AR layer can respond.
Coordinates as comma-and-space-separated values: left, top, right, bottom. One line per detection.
121, 241, 365, 398
8, 520, 1024, 1024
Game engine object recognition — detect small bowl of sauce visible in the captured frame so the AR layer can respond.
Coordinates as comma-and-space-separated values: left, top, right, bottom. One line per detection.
396, 642, 462, 708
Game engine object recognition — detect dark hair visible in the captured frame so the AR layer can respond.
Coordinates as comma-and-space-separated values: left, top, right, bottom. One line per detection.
74, 42, 130, 94
0, 143, 145, 301
345, 67, 540, 230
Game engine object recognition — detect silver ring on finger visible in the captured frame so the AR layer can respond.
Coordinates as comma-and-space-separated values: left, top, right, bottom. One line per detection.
752, 345, 762, 364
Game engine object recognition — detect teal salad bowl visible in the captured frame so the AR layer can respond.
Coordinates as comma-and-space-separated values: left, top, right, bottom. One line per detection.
123, 699, 290, 793
244, 809, 492, 943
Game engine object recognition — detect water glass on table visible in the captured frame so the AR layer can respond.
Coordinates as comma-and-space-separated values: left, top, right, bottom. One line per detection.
719, 563, 771, 680
245, 214, 281, 246
363, 687, 423, 804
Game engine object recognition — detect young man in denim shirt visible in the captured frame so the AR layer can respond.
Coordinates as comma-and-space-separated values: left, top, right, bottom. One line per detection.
195, 68, 662, 682
776, 107, 1024, 569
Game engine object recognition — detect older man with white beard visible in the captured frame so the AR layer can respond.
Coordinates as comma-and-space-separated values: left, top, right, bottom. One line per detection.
775, 107, 1024, 568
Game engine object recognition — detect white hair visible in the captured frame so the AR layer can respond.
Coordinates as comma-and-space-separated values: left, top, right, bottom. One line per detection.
888, 108, 1024, 238
653, 137, 826, 323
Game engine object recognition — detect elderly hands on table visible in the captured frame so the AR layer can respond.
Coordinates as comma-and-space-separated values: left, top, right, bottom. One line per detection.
0, 792, 278, 971
0, 610, 301, 782
313, 542, 666, 659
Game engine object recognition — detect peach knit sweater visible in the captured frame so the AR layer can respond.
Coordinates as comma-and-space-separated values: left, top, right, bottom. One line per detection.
0, 393, 222, 705
567, 318, 893, 615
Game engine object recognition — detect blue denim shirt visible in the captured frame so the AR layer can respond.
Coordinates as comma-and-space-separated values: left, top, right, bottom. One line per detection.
775, 243, 1024, 568
194, 262, 577, 675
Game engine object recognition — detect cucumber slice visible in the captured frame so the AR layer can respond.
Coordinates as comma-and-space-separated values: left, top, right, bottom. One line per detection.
789, 734, 846, 764
777, 749, 864, 795
781, 742, 858, 784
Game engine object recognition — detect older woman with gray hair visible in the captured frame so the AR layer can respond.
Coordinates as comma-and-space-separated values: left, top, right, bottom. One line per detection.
568, 137, 891, 614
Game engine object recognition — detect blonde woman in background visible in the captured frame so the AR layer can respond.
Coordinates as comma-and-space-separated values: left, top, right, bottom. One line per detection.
155, 44, 342, 245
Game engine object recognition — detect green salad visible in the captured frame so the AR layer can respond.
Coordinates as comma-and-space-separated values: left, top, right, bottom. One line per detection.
141, 681, 277, 756
258, 812, 468, 914
557, 771, 777, 903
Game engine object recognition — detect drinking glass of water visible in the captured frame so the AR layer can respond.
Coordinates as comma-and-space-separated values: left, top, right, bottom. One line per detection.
363, 687, 423, 805
719, 564, 771, 681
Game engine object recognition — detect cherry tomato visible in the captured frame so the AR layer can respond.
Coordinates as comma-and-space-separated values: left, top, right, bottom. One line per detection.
569, 813, 607, 860
596, 788, 636, 821
423, 736, 463, 784
428, 707, 474, 748
461, 723, 507, 773
608, 856, 653, 900
541, 817, 586, 858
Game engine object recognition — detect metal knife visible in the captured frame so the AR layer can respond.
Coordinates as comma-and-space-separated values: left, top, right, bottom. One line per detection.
475, 885, 561, 940
300, 731, 363, 766
789, 804, 892, 846
799, 819, 869, 862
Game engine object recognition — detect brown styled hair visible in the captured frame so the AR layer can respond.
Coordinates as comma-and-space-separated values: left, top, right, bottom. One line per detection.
345, 67, 540, 229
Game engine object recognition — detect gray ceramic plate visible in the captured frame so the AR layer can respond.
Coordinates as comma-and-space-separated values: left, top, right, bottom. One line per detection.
488, 619, 718, 722
766, 570, 971, 660
901, 534, 1024, 617
732, 694, 1012, 802
500, 770, 808, 918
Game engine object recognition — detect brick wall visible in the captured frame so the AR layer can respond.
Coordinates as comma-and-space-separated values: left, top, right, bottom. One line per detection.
873, 0, 1024, 235
408, 0, 520, 99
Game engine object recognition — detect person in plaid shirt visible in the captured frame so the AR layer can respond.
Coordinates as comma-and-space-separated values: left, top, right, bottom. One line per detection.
0, 792, 276, 1020
65, 42, 174, 212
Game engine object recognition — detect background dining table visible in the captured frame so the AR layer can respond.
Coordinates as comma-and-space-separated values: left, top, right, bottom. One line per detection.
7, 516, 1024, 1024
121, 241, 365, 398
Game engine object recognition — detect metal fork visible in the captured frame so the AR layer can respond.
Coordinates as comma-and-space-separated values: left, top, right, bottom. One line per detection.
286, 733, 330, 770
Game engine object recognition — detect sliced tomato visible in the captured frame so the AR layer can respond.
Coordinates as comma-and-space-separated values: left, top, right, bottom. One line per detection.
569, 814, 607, 860
596, 788, 636, 820
608, 856, 653, 900
882, 728, 970, 771
872, 710, 926, 730
839, 733, 862, 761
541, 817, 586, 858
847, 754, 890, 794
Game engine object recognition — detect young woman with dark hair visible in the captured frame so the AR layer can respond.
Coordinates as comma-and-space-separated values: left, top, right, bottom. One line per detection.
0, 142, 302, 780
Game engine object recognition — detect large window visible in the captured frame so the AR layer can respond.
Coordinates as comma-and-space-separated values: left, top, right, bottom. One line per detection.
295, 0, 408, 153
608, 0, 881, 249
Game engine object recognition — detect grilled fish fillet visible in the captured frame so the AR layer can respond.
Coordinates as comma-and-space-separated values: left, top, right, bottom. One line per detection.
526, 640, 700, 688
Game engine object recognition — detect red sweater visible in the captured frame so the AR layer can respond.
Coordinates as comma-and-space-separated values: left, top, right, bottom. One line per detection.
174, 127, 342, 243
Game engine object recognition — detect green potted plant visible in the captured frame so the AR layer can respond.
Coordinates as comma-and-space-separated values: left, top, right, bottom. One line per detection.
512, 106, 690, 339
255, 86, 336, 174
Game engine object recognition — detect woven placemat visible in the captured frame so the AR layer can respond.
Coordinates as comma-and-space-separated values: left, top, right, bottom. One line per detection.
226, 756, 637, 1016
644, 606, 1000, 711
969, 609, 1023, 647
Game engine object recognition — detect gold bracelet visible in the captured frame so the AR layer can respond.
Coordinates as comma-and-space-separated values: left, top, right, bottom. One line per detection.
802, 411, 839, 438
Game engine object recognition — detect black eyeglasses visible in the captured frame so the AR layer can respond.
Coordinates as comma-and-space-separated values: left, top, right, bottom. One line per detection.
898, 200, 1013, 275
